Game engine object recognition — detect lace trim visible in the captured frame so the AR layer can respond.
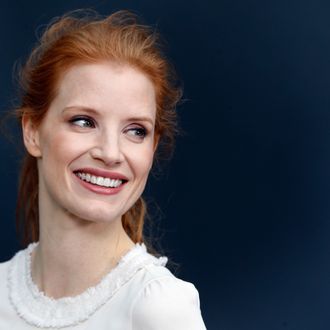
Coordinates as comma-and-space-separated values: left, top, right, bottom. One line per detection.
8, 242, 167, 328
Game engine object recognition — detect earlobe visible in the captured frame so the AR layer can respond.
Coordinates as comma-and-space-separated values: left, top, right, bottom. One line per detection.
22, 115, 42, 157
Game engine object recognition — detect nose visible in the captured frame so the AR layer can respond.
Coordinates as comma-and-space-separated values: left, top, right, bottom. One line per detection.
89, 131, 124, 166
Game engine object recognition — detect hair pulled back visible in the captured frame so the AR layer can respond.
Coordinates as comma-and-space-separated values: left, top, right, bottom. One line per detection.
15, 10, 182, 247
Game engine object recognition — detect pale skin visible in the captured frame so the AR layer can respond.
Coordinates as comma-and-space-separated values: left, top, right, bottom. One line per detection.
22, 62, 158, 299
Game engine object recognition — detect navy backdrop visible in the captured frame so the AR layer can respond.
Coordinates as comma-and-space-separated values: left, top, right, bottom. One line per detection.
1, 0, 330, 329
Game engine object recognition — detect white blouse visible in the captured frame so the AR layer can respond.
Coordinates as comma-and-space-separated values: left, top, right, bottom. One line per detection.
0, 242, 207, 329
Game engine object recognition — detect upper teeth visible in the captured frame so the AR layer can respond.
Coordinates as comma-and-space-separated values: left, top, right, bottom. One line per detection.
76, 172, 123, 188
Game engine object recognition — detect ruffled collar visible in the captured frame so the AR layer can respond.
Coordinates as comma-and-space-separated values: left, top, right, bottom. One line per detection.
8, 242, 167, 328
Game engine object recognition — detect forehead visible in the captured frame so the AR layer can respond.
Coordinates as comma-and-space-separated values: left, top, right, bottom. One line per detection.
51, 62, 157, 119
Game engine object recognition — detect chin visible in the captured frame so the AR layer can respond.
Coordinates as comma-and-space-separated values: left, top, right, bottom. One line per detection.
66, 205, 124, 225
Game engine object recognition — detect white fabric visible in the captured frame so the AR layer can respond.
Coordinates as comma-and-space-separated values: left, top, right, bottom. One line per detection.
0, 243, 207, 329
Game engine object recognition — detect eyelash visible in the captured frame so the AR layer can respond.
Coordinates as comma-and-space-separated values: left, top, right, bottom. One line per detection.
69, 116, 95, 128
69, 116, 148, 140
126, 127, 148, 140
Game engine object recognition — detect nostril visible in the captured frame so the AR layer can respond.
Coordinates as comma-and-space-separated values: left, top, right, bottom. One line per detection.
89, 144, 124, 165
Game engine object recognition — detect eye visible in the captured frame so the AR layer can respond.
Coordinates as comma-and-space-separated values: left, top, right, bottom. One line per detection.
125, 126, 148, 141
69, 116, 96, 128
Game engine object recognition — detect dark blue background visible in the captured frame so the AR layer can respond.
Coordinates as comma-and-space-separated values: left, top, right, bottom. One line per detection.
1, 0, 330, 329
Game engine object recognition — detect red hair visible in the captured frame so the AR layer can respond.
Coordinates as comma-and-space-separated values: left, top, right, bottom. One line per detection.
15, 10, 182, 246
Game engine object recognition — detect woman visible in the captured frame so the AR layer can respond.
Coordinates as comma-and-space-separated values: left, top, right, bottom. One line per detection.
0, 10, 206, 329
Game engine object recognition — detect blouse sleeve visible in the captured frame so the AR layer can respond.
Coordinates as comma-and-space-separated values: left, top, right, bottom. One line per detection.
131, 275, 207, 330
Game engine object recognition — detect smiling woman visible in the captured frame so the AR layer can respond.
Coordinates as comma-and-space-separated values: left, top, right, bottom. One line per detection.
0, 9, 206, 330
24, 63, 157, 228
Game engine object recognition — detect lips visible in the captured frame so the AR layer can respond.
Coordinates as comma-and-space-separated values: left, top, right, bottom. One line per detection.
74, 168, 128, 180
76, 172, 123, 187
73, 168, 128, 192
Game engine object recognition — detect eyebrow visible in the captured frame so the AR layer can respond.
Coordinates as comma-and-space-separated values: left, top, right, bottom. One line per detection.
62, 106, 155, 125
126, 116, 154, 125
62, 106, 99, 116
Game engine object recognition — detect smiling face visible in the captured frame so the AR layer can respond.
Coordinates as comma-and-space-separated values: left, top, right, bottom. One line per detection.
23, 62, 157, 224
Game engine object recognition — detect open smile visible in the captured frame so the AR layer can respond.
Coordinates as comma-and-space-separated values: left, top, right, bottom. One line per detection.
73, 169, 128, 194
75, 172, 124, 188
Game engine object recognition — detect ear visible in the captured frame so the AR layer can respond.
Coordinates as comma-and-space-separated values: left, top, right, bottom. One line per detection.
22, 115, 42, 157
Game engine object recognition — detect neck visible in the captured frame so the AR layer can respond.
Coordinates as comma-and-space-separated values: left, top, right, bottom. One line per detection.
31, 211, 135, 299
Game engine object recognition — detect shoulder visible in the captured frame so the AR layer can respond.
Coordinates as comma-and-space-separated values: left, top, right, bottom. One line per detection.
0, 259, 10, 282
130, 263, 206, 330
0, 258, 10, 268
0, 260, 10, 283
0, 259, 13, 309
0, 250, 25, 303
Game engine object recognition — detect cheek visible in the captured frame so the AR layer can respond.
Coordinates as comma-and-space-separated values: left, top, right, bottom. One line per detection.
41, 131, 86, 168
127, 144, 155, 178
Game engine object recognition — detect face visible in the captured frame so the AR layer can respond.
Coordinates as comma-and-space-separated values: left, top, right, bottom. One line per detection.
23, 62, 157, 224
